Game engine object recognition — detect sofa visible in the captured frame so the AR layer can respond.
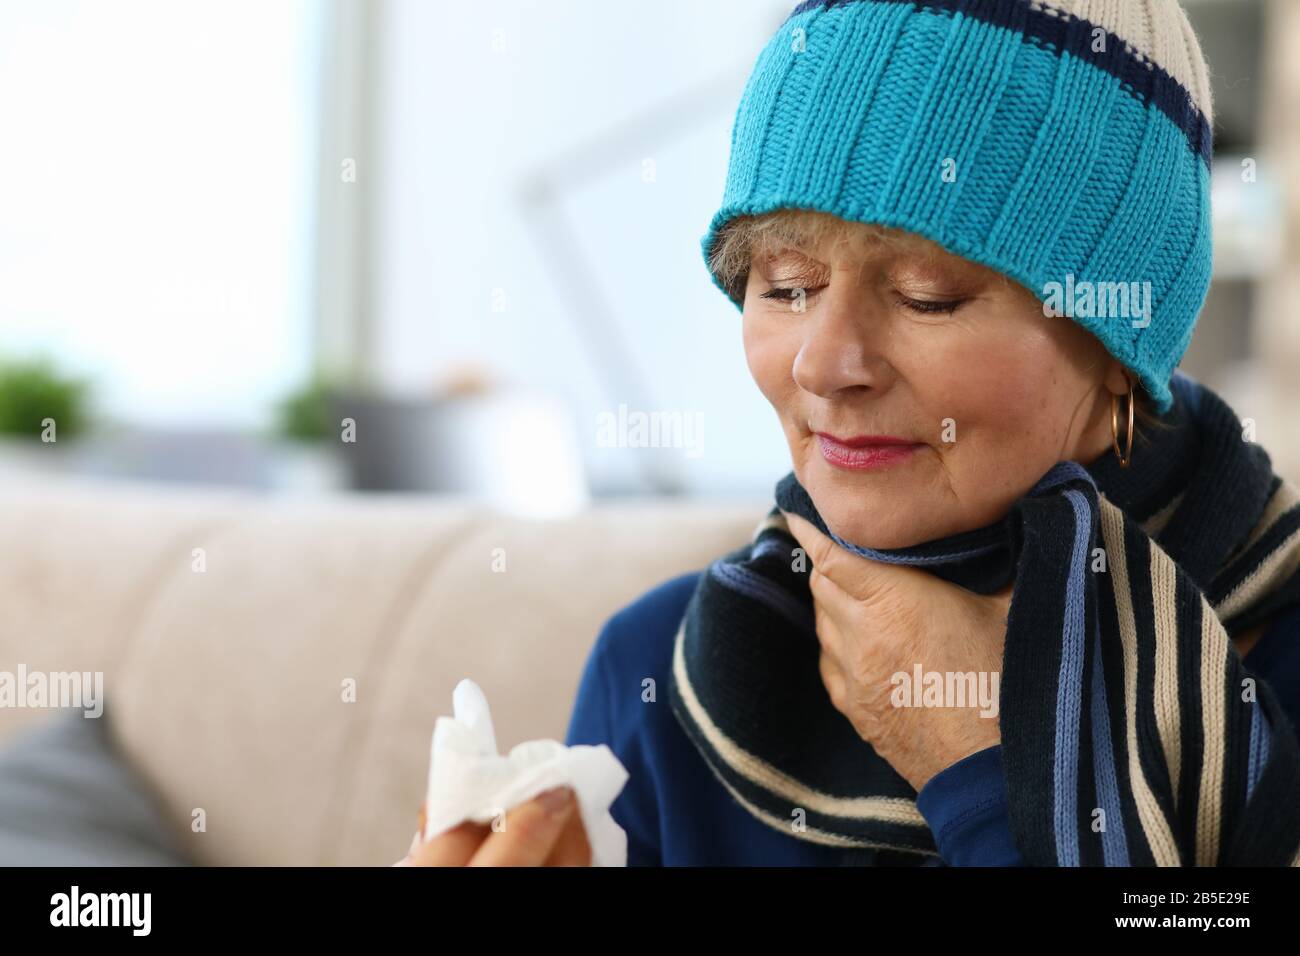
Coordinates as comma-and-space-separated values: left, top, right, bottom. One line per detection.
0, 474, 764, 865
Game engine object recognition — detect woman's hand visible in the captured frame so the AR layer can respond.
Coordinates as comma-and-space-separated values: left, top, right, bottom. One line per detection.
781, 510, 1012, 793
393, 786, 592, 866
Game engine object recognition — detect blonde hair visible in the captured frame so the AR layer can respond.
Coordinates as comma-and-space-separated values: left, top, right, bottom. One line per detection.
707, 208, 1023, 306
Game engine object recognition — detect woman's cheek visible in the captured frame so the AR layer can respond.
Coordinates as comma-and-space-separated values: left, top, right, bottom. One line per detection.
932, 326, 1066, 432
899, 336, 1011, 434
947, 386, 1076, 510
914, 347, 1051, 506
743, 317, 799, 409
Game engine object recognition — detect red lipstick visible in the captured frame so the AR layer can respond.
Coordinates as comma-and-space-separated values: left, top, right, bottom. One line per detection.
814, 432, 923, 471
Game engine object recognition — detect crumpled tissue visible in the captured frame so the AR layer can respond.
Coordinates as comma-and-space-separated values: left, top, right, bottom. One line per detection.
422, 678, 630, 866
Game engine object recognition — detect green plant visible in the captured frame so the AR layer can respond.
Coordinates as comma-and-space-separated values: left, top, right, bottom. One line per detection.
274, 373, 341, 443
0, 355, 92, 440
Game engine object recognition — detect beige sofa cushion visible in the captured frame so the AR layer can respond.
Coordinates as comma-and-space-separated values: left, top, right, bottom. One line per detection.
0, 476, 764, 865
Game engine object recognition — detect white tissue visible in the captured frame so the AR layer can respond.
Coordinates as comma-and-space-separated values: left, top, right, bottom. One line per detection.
422, 678, 630, 866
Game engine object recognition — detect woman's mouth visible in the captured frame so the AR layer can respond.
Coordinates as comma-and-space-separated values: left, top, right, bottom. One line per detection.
814, 433, 924, 471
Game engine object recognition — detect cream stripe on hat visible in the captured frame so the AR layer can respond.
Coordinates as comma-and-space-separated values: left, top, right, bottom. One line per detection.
1040, 0, 1213, 124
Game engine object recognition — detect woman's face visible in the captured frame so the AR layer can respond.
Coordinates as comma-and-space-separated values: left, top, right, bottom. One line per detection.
743, 224, 1128, 549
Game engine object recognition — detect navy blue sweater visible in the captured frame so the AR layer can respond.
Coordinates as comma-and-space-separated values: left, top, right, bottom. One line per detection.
565, 570, 1300, 866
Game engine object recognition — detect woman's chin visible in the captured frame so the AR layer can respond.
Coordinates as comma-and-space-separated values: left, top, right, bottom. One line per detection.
797, 468, 941, 550
804, 493, 933, 551
821, 516, 931, 552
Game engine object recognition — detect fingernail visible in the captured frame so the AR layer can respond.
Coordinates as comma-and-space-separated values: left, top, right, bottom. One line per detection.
536, 786, 573, 817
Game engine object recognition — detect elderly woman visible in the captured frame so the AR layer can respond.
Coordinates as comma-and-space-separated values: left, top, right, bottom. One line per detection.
405, 0, 1300, 866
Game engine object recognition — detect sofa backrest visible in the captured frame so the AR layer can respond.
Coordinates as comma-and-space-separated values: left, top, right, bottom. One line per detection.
0, 476, 764, 864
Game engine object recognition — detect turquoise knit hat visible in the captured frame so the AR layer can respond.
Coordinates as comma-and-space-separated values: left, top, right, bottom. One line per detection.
701, 0, 1214, 413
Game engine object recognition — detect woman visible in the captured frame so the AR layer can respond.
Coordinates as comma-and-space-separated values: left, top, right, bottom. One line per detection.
403, 0, 1300, 865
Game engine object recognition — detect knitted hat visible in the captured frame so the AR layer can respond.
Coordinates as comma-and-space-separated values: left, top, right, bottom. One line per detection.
701, 0, 1214, 413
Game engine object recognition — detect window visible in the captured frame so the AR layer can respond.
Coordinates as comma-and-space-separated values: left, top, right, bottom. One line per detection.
0, 0, 322, 429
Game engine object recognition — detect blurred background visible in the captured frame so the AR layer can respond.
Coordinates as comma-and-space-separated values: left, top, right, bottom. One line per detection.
1, 0, 1297, 516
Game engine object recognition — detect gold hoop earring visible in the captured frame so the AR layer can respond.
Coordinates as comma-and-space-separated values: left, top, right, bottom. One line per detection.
1111, 376, 1135, 468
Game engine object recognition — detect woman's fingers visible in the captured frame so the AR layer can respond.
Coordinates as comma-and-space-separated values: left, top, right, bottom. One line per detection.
408, 819, 492, 866
542, 801, 593, 866
819, 647, 847, 714
399, 787, 590, 866
809, 567, 850, 654
783, 509, 929, 603
468, 787, 576, 867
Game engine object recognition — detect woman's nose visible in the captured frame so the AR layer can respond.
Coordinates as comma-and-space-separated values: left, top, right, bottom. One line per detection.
790, 291, 895, 398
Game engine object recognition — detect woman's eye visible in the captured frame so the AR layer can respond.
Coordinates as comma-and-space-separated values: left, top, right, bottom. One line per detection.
760, 285, 822, 304
897, 294, 967, 316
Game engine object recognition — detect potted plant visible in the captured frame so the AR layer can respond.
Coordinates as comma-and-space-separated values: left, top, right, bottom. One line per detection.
0, 355, 92, 475
267, 371, 349, 492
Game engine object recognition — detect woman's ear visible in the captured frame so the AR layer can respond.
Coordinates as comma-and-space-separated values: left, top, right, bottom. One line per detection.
1102, 360, 1132, 397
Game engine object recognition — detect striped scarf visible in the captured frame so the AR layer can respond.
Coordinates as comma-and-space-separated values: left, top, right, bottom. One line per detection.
668, 374, 1300, 865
